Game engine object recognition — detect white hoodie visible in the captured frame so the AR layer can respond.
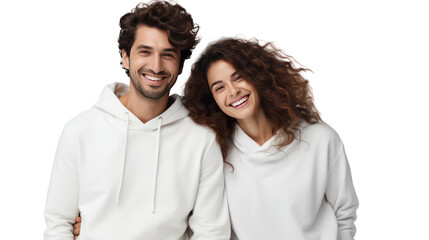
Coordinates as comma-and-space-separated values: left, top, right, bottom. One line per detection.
225, 122, 358, 240
44, 83, 230, 240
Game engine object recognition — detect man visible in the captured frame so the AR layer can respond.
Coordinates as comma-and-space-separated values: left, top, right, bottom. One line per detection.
44, 1, 230, 239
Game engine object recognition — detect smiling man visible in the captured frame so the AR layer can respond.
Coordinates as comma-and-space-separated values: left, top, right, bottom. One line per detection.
43, 1, 230, 239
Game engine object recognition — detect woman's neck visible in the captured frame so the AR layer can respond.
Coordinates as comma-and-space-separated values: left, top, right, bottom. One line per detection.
236, 110, 275, 146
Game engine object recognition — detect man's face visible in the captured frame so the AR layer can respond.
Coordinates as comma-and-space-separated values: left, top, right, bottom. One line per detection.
122, 25, 182, 100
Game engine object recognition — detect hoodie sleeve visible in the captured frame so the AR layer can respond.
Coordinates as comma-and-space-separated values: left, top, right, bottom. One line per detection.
44, 125, 80, 239
325, 141, 359, 240
188, 137, 231, 239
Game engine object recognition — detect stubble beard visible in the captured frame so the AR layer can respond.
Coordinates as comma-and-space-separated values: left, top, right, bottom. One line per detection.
129, 71, 176, 100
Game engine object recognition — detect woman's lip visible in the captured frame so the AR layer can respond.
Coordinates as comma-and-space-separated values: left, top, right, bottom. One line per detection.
230, 95, 249, 108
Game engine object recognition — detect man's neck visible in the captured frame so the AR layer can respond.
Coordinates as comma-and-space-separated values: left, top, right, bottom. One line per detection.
119, 88, 169, 124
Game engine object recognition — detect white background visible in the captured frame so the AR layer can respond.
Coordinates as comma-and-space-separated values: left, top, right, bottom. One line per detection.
1, 0, 428, 239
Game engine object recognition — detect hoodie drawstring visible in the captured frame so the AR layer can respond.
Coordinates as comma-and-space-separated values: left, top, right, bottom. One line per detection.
116, 112, 129, 203
152, 116, 163, 213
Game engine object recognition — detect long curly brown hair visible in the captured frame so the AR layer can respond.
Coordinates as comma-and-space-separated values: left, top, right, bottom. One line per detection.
118, 1, 200, 76
184, 38, 321, 162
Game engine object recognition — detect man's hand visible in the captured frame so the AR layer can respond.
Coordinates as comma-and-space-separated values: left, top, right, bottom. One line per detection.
73, 216, 81, 239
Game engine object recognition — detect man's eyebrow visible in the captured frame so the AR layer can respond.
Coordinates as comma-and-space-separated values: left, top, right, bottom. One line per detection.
231, 71, 239, 78
210, 80, 223, 89
136, 45, 153, 50
163, 48, 179, 54
135, 45, 178, 54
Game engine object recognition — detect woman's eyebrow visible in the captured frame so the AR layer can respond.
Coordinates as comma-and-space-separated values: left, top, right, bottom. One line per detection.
210, 80, 223, 89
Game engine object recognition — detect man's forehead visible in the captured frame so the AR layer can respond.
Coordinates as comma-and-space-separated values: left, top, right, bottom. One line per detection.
133, 25, 178, 52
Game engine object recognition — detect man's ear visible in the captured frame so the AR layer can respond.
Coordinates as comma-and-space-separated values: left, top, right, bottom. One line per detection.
178, 61, 184, 75
121, 49, 130, 70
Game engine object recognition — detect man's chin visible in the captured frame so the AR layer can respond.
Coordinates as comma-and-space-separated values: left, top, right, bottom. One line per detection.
138, 87, 170, 100
131, 76, 174, 100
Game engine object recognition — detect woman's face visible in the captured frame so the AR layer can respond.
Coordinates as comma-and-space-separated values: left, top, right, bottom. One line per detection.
207, 60, 262, 121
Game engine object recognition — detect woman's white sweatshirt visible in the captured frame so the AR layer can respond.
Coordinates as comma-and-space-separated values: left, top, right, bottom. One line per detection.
44, 83, 230, 239
225, 122, 358, 240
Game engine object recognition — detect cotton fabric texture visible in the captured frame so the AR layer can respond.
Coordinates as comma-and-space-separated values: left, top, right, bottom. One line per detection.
225, 122, 358, 240
44, 83, 230, 239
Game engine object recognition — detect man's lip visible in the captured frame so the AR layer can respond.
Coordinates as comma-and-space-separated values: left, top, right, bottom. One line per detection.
142, 73, 168, 82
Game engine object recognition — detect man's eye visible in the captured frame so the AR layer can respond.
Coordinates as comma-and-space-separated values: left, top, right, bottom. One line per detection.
234, 76, 242, 81
163, 53, 175, 58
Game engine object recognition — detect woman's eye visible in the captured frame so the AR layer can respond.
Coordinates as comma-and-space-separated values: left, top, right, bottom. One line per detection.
234, 76, 242, 81
215, 86, 224, 92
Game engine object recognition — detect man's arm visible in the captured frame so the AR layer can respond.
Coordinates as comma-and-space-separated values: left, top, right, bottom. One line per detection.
73, 216, 81, 240
44, 125, 80, 239
188, 137, 231, 239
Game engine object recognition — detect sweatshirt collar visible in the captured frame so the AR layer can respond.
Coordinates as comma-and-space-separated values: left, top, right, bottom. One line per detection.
232, 124, 299, 162
93, 82, 188, 130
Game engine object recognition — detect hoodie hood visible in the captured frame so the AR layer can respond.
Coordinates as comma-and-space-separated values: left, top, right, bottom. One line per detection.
93, 82, 188, 130
91, 82, 188, 211
44, 82, 231, 238
232, 124, 301, 163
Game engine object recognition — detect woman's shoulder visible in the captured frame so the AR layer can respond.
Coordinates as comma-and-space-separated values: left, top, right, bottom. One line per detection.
299, 121, 342, 144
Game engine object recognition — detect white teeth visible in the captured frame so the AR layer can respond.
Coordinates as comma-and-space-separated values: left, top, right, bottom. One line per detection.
145, 75, 163, 81
231, 96, 248, 107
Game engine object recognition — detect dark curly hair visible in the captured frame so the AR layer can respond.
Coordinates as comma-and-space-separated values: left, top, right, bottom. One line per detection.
118, 1, 200, 76
184, 38, 321, 162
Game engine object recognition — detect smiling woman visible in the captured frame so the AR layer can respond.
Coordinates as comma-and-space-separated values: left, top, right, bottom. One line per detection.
207, 60, 263, 126
185, 38, 321, 158
183, 37, 359, 239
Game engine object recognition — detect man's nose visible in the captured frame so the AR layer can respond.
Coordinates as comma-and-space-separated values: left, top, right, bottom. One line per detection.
150, 55, 163, 73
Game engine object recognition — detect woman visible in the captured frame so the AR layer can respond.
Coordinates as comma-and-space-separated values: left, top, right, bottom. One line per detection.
184, 38, 358, 239
74, 38, 358, 239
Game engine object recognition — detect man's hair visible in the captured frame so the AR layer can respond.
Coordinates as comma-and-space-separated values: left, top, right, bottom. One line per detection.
118, 1, 200, 76
184, 38, 321, 163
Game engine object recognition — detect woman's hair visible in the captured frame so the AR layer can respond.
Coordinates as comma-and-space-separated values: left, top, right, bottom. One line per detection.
118, 1, 200, 76
184, 38, 321, 162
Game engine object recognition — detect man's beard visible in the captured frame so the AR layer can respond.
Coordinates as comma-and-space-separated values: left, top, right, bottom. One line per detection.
130, 72, 175, 100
